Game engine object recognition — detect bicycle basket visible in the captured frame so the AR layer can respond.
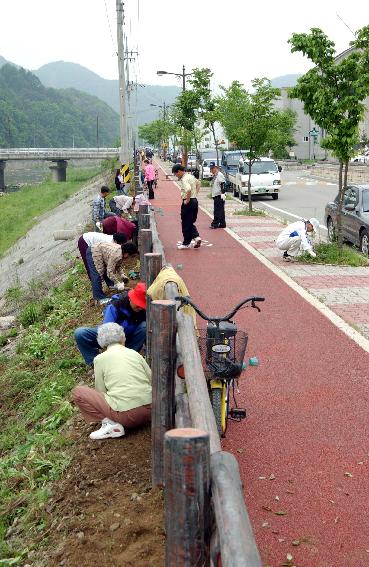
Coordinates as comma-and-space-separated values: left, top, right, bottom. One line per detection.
197, 329, 248, 381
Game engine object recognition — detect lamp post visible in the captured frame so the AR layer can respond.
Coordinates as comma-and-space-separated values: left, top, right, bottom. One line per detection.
156, 65, 192, 92
156, 66, 193, 165
150, 102, 172, 160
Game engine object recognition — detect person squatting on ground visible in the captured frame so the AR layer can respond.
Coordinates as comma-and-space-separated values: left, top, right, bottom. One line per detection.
92, 186, 115, 231
144, 159, 156, 199
78, 232, 127, 280
172, 164, 201, 250
74, 282, 147, 366
209, 162, 226, 229
86, 241, 137, 304
276, 218, 320, 261
72, 322, 152, 440
109, 195, 134, 217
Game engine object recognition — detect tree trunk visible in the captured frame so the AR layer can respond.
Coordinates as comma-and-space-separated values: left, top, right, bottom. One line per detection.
247, 159, 253, 212
211, 123, 219, 166
336, 161, 345, 248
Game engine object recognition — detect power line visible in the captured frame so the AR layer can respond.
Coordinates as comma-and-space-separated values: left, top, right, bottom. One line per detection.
104, 0, 117, 53
336, 13, 356, 38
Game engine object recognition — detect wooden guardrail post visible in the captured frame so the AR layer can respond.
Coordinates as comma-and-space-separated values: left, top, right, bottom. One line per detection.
144, 252, 163, 365
210, 452, 262, 567
141, 213, 151, 229
138, 203, 150, 228
151, 300, 177, 487
164, 428, 211, 566
139, 229, 152, 281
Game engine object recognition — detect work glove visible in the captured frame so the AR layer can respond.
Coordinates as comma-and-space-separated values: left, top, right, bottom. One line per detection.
115, 281, 125, 291
95, 221, 102, 231
308, 249, 317, 258
220, 194, 226, 201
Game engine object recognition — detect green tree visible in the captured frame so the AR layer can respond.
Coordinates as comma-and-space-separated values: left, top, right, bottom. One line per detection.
288, 26, 369, 246
217, 78, 283, 211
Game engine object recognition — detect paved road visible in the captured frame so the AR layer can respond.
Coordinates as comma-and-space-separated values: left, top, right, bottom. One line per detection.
236, 170, 338, 230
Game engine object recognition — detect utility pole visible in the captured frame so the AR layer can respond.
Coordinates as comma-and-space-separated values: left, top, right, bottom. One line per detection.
116, 0, 129, 165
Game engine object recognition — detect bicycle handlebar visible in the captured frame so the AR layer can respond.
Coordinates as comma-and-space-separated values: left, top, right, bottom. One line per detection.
174, 295, 265, 322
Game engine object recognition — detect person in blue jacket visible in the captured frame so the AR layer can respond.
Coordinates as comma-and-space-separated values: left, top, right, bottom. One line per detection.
74, 282, 146, 366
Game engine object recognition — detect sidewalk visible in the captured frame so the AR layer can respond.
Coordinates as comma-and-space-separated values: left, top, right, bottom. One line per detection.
153, 162, 369, 567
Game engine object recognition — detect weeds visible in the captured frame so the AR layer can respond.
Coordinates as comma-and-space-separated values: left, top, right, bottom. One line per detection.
233, 208, 266, 216
0, 260, 94, 561
299, 242, 368, 267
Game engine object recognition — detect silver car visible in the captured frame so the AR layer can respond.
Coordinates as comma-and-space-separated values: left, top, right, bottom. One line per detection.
325, 185, 369, 254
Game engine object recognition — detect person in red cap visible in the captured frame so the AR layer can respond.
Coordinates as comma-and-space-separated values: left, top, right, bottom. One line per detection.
74, 282, 147, 366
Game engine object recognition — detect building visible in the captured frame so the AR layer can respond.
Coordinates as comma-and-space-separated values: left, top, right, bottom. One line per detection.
274, 47, 369, 160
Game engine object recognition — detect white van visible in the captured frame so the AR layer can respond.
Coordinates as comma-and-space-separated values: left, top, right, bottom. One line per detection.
228, 157, 282, 200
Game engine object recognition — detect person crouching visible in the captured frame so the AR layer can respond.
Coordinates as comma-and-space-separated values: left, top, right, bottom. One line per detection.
276, 218, 319, 261
72, 323, 152, 440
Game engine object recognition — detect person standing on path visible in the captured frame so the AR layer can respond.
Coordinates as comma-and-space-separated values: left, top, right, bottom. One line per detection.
144, 159, 156, 199
74, 283, 147, 365
276, 218, 319, 261
172, 164, 201, 250
209, 162, 226, 229
92, 186, 115, 231
77, 232, 127, 280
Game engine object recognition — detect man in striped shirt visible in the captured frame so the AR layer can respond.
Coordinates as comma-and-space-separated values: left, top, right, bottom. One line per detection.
92, 186, 115, 231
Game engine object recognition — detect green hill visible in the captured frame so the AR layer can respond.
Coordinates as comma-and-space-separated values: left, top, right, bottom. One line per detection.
0, 64, 119, 147
34, 61, 181, 125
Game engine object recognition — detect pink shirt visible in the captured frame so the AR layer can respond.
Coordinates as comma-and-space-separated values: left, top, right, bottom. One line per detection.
144, 164, 155, 182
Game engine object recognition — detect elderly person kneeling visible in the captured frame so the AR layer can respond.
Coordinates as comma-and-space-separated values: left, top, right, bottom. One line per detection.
72, 323, 152, 440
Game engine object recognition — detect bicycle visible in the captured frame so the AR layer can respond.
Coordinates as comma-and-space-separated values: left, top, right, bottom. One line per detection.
175, 295, 264, 437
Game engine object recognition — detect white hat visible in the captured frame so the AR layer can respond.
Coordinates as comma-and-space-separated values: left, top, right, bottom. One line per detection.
308, 218, 320, 232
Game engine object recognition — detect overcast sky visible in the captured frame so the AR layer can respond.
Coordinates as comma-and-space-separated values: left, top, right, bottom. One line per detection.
2, 0, 369, 90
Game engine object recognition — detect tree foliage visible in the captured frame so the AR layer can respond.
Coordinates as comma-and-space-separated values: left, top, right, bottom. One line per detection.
216, 78, 295, 210
288, 26, 369, 245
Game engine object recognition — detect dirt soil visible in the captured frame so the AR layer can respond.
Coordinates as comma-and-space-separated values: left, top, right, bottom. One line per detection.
31, 416, 164, 567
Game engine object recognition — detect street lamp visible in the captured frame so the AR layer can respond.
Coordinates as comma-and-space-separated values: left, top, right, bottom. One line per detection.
150, 102, 172, 159
156, 65, 192, 91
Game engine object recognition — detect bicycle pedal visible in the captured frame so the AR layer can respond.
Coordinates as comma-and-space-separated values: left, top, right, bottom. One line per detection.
230, 408, 246, 420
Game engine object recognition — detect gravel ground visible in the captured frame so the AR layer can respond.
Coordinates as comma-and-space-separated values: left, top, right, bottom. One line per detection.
0, 172, 110, 303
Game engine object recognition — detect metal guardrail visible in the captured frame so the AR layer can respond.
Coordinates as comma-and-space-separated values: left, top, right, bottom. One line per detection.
0, 148, 119, 160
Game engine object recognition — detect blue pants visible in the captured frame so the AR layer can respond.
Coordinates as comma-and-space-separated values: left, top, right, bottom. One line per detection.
85, 247, 114, 300
74, 322, 147, 365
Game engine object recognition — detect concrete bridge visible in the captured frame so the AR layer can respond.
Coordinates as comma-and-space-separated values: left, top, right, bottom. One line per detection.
0, 148, 119, 189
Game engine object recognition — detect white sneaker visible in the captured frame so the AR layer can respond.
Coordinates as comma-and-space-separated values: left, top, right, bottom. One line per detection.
177, 244, 192, 249
89, 419, 125, 440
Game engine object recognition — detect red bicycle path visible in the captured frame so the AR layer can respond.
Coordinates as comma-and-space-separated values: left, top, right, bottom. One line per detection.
152, 166, 369, 567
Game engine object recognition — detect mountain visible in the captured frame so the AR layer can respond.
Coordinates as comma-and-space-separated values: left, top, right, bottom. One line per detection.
0, 64, 119, 147
0, 56, 10, 69
271, 74, 302, 88
34, 61, 181, 125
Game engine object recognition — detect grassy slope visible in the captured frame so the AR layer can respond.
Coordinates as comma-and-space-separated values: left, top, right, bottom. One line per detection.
0, 167, 101, 258
0, 261, 99, 561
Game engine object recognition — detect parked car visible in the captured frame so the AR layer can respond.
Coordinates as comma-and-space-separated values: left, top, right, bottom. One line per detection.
197, 149, 221, 179
198, 157, 222, 180
350, 154, 369, 164
187, 154, 197, 170
325, 185, 369, 254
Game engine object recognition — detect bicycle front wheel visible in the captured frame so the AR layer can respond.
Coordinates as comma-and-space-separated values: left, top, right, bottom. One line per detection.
210, 384, 227, 437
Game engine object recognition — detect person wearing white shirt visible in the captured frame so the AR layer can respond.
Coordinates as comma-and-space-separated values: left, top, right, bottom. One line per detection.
276, 218, 319, 261
210, 162, 227, 229
78, 232, 127, 279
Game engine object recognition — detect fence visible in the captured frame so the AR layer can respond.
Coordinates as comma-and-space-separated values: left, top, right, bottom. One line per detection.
137, 203, 262, 567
